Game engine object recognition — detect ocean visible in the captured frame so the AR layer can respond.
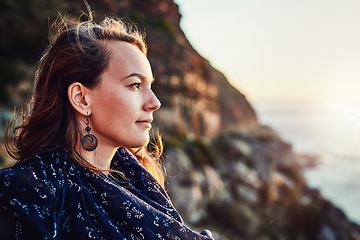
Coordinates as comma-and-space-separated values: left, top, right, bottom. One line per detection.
252, 100, 360, 224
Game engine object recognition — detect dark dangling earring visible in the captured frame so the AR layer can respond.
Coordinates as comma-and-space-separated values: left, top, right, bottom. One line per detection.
82, 115, 98, 151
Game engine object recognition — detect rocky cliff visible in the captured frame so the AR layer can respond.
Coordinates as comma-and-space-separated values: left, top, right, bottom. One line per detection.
1, 0, 359, 240
164, 130, 360, 240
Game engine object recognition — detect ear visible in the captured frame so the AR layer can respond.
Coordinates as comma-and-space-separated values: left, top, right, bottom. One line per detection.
68, 82, 91, 116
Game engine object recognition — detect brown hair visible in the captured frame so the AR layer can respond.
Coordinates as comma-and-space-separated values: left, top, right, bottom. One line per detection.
5, 15, 165, 186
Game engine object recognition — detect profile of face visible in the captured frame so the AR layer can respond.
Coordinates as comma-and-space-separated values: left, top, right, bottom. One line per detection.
86, 41, 161, 149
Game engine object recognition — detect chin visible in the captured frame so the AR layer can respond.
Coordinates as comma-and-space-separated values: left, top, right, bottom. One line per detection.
127, 137, 150, 148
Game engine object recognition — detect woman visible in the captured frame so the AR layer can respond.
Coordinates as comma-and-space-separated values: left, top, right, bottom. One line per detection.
0, 16, 214, 239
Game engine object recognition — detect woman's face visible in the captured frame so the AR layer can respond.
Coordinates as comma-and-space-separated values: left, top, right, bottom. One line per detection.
87, 40, 161, 149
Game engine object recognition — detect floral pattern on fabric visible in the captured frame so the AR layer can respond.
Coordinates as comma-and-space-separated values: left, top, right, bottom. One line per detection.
0, 147, 212, 240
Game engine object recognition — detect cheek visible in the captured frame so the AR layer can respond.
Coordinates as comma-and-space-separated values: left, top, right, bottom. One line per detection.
93, 88, 136, 123
111, 95, 137, 117
95, 85, 124, 108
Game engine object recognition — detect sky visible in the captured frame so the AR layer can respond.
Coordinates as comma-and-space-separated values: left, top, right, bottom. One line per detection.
174, 0, 360, 103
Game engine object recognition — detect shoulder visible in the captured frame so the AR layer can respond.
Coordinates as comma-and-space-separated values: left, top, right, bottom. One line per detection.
0, 157, 55, 238
0, 152, 57, 207
0, 147, 72, 207
0, 148, 72, 237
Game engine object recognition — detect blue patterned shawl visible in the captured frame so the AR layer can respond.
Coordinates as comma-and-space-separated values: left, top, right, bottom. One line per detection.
0, 147, 213, 239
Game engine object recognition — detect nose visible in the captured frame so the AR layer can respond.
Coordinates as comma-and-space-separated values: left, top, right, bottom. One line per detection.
144, 89, 161, 112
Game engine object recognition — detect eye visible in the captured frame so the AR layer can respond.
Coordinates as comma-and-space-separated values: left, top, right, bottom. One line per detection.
129, 82, 141, 90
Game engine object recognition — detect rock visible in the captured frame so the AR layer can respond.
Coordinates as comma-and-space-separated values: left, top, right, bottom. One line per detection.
227, 161, 262, 189
165, 148, 206, 224
202, 165, 225, 202
169, 170, 205, 224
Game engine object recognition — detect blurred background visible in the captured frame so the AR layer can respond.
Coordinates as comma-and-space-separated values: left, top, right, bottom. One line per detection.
1, 0, 360, 239
177, 0, 360, 226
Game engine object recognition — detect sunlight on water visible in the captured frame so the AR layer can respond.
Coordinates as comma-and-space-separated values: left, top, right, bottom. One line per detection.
253, 99, 360, 224
312, 101, 360, 159
253, 100, 360, 157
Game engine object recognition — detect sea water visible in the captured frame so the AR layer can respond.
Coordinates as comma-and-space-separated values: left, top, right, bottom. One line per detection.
252, 100, 360, 224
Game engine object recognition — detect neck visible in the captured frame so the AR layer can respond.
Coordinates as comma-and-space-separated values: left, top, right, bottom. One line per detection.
79, 142, 117, 171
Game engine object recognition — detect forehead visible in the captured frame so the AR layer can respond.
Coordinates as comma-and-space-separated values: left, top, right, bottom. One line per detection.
104, 40, 144, 61
103, 40, 152, 75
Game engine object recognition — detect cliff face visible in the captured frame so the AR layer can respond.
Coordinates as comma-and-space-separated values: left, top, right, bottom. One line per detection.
164, 131, 360, 240
1, 1, 359, 240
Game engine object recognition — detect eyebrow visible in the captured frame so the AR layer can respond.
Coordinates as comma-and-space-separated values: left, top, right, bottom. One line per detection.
124, 73, 155, 83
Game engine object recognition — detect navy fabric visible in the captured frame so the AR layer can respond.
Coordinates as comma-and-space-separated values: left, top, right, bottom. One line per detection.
0, 147, 212, 240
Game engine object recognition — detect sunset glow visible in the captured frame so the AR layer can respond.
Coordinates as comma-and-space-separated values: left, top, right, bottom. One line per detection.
176, 0, 360, 103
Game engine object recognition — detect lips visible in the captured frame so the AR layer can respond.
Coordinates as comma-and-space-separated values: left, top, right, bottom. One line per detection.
136, 119, 152, 128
